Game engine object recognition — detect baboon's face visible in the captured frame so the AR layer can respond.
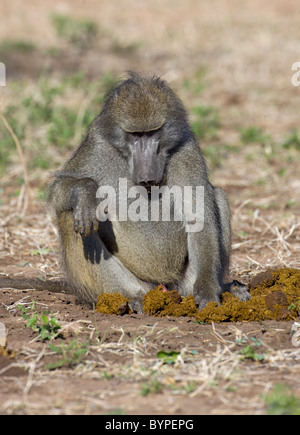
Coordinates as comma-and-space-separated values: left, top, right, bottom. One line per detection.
102, 75, 189, 187
113, 80, 168, 187
125, 128, 166, 187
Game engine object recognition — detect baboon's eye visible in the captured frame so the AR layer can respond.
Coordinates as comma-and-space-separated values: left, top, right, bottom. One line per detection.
129, 128, 161, 140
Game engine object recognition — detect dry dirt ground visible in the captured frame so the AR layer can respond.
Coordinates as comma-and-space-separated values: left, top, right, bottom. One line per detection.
0, 0, 300, 415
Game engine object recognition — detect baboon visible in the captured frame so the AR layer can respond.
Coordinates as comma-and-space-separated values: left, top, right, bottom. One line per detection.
46, 72, 250, 308
0, 73, 249, 308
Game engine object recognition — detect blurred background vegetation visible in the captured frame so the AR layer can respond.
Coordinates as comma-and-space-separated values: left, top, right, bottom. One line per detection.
0, 2, 299, 414
0, 0, 299, 235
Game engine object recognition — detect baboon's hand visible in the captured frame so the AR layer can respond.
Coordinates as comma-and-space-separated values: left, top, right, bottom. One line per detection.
70, 178, 99, 236
73, 203, 99, 236
227, 280, 251, 301
129, 299, 144, 314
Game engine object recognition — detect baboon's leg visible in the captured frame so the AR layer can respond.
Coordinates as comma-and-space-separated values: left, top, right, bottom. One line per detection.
176, 187, 231, 308
59, 212, 153, 305
214, 187, 231, 270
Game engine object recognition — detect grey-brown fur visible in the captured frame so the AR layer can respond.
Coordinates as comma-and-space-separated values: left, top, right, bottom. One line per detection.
47, 73, 249, 308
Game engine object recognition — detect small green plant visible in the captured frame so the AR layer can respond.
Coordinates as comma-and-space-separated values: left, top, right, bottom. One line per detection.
46, 105, 94, 148
29, 155, 52, 170
102, 371, 114, 380
281, 129, 300, 150
50, 13, 98, 48
157, 350, 180, 365
31, 248, 50, 256
239, 337, 266, 362
264, 384, 300, 415
101, 408, 127, 415
238, 231, 249, 238
201, 143, 239, 168
0, 39, 35, 53
239, 126, 271, 145
191, 105, 220, 140
183, 68, 207, 94
141, 379, 163, 396
288, 301, 300, 316
112, 39, 143, 54
46, 340, 90, 370
239, 126, 276, 160
17, 301, 61, 340
185, 381, 198, 394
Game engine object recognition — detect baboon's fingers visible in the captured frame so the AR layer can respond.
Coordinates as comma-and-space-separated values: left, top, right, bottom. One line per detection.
226, 280, 251, 301
92, 216, 99, 233
73, 206, 98, 236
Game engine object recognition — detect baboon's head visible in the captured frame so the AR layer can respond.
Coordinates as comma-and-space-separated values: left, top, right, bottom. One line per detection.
99, 73, 191, 187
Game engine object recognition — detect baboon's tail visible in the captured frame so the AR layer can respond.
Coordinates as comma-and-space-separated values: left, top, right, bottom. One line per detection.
0, 277, 70, 294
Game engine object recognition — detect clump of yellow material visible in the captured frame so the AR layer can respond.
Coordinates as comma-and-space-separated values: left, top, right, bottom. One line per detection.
96, 268, 300, 323
143, 285, 198, 317
96, 293, 131, 315
196, 267, 300, 323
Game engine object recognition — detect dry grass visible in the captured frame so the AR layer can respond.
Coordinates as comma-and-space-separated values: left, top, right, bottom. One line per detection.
1, 319, 299, 415
0, 0, 300, 415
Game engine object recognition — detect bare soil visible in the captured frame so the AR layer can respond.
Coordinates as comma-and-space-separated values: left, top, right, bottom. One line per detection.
0, 0, 300, 415
0, 286, 299, 415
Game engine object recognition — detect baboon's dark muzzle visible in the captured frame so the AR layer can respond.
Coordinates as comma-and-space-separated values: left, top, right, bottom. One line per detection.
131, 135, 163, 186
